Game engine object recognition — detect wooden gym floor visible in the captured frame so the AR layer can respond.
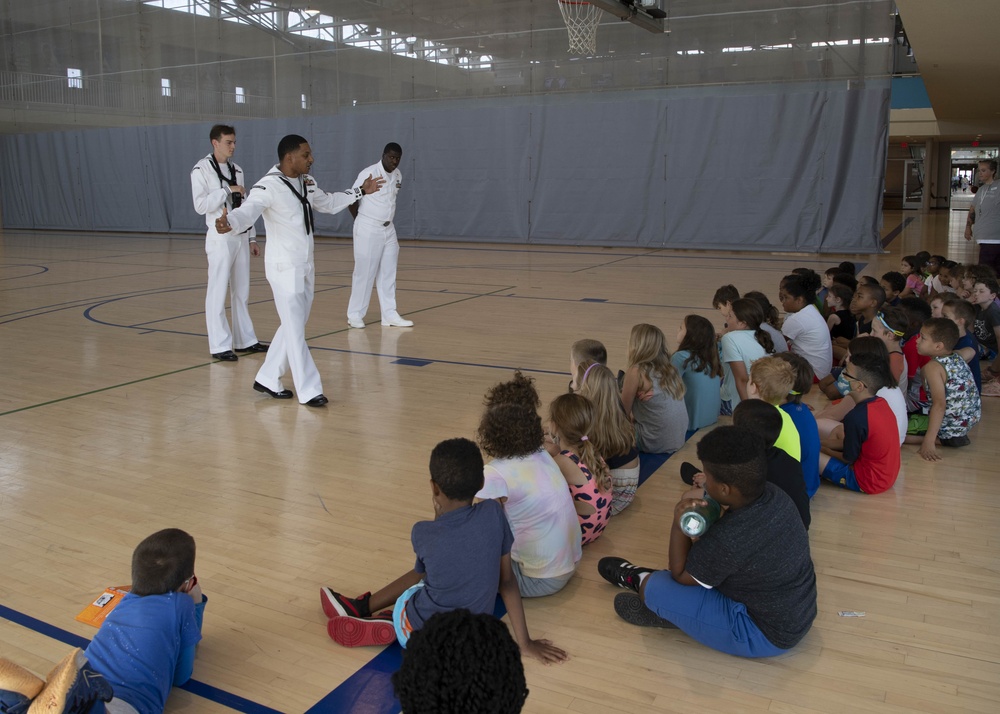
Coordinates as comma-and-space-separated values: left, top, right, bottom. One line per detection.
0, 210, 997, 713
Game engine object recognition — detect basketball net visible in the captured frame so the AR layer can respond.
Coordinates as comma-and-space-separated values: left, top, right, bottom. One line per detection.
558, 0, 601, 55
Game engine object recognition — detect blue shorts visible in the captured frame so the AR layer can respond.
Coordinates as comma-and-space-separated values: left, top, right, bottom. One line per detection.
642, 571, 789, 658
392, 581, 424, 647
719, 400, 733, 417
820, 457, 864, 493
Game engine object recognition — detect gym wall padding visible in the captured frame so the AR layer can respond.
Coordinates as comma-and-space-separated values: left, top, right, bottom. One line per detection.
0, 79, 889, 253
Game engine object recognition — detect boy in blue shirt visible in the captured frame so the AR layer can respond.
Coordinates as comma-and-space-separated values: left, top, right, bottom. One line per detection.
321, 438, 567, 664
86, 528, 206, 714
775, 351, 822, 498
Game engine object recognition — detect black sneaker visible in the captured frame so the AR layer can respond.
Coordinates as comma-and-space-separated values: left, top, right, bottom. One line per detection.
679, 461, 701, 486
940, 435, 971, 448
614, 592, 678, 629
320, 588, 371, 619
598, 557, 655, 593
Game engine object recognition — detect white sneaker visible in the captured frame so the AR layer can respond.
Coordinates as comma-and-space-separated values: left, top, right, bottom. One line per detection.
381, 315, 414, 327
347, 318, 366, 329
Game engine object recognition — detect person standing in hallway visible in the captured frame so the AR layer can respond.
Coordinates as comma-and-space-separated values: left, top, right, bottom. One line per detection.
215, 134, 384, 407
965, 159, 1000, 272
191, 124, 268, 361
346, 143, 413, 328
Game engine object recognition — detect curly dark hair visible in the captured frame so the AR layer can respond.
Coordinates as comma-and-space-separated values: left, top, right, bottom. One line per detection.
482, 371, 541, 410
430, 438, 485, 501
392, 609, 528, 714
477, 403, 544, 459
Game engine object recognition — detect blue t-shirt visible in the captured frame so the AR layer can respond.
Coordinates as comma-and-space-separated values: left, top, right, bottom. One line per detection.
780, 402, 821, 498
719, 330, 767, 405
86, 592, 203, 714
670, 350, 721, 430
955, 330, 982, 393
406, 499, 514, 630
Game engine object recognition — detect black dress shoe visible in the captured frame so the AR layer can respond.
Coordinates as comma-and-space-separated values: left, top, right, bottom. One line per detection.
305, 394, 329, 408
212, 351, 239, 362
236, 342, 269, 353
253, 381, 294, 399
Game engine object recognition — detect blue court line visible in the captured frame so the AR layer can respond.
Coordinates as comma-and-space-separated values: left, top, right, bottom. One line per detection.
881, 218, 915, 249
392, 358, 432, 367
0, 603, 283, 714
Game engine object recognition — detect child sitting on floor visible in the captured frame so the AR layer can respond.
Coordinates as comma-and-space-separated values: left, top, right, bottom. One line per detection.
904, 318, 981, 460
778, 271, 833, 381
941, 296, 983, 394
826, 282, 856, 343
743, 291, 788, 353
900, 297, 933, 413
545, 393, 613, 544
818, 352, 901, 494
719, 298, 773, 414
577, 364, 639, 515
899, 255, 928, 299
86, 528, 207, 714
971, 277, 1000, 380
712, 284, 740, 335
569, 338, 607, 393
815, 336, 908, 448
732, 400, 810, 529
321, 437, 568, 664
597, 426, 816, 658
880, 271, 905, 307
746, 356, 801, 462
870, 307, 909, 392
671, 314, 723, 430
774, 351, 822, 498
621, 323, 689, 453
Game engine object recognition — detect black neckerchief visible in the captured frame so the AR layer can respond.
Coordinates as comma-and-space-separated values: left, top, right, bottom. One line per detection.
208, 155, 237, 187
278, 176, 313, 235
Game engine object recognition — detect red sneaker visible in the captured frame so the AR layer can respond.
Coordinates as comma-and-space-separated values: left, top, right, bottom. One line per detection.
327, 612, 396, 647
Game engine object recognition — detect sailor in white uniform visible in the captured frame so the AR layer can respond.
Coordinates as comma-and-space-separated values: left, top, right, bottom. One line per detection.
346, 143, 413, 328
215, 134, 384, 407
191, 124, 267, 361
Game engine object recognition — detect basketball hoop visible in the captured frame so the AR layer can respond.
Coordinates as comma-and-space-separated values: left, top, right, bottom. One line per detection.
558, 0, 601, 55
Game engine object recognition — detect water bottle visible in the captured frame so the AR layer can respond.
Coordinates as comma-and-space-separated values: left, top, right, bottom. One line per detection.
679, 493, 722, 537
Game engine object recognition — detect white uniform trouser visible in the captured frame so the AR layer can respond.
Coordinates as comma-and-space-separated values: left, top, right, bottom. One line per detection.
347, 216, 400, 322
205, 236, 258, 353
256, 261, 323, 404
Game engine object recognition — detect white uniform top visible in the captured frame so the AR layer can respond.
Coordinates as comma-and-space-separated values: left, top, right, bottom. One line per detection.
352, 160, 401, 223
972, 180, 1000, 245
225, 166, 361, 266
191, 154, 256, 239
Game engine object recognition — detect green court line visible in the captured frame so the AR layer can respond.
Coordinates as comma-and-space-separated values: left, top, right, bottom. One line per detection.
1, 286, 517, 417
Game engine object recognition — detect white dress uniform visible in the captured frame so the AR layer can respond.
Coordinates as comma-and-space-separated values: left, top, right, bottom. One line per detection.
225, 167, 362, 403
191, 155, 260, 354
347, 161, 403, 323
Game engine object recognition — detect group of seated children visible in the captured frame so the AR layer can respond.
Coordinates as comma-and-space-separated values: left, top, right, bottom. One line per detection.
716, 256, 992, 497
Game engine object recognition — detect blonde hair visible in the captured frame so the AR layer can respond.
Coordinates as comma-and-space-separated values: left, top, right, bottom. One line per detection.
577, 364, 635, 460
626, 324, 685, 400
748, 356, 796, 405
548, 393, 612, 493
